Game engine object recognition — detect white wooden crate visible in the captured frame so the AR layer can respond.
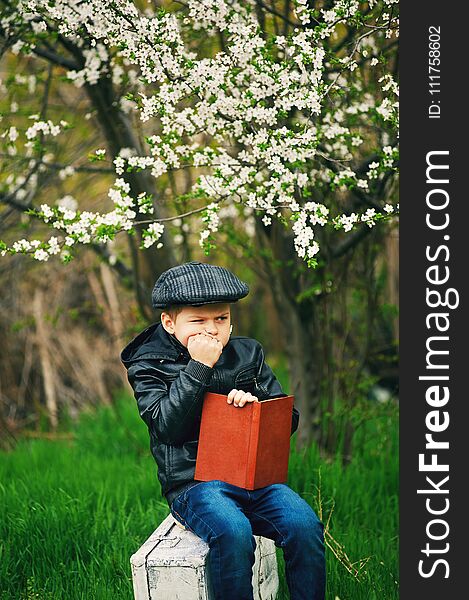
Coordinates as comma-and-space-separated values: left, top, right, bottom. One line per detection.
130, 514, 279, 600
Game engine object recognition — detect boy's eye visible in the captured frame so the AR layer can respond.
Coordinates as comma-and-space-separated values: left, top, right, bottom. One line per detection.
190, 317, 228, 322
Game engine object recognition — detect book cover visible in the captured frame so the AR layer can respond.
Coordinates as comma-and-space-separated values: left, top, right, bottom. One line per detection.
194, 392, 294, 490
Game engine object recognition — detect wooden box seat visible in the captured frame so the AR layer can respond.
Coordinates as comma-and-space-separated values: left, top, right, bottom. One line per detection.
130, 514, 279, 599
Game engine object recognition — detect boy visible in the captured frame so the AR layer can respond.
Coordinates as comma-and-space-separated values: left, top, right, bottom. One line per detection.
121, 261, 325, 600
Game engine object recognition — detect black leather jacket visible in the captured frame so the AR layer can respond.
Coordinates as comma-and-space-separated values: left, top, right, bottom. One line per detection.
120, 323, 299, 506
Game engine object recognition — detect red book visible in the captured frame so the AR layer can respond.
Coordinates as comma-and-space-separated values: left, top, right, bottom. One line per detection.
194, 392, 295, 490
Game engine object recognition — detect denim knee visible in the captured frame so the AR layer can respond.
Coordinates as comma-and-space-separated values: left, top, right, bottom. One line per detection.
214, 520, 256, 555
285, 506, 324, 548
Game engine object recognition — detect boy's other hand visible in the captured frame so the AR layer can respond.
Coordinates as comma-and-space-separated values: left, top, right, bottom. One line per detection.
227, 389, 259, 407
187, 333, 223, 368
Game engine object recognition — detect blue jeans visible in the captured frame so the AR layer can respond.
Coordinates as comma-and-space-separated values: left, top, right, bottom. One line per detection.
170, 480, 325, 600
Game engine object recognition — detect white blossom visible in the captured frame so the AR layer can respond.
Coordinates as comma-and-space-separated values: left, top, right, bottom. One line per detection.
142, 222, 165, 248
58, 165, 76, 180
33, 248, 49, 261
8, 127, 18, 142
2, 0, 398, 265
57, 195, 78, 211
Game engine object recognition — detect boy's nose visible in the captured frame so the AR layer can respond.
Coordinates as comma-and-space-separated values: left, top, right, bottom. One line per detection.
204, 322, 218, 336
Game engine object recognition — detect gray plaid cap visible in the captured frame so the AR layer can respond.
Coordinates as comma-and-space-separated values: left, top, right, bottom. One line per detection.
152, 261, 249, 308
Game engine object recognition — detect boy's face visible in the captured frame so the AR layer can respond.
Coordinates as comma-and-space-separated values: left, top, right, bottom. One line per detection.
161, 303, 231, 349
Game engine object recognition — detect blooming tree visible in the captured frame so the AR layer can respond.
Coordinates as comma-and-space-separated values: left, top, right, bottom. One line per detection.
1, 0, 398, 266
0, 0, 399, 444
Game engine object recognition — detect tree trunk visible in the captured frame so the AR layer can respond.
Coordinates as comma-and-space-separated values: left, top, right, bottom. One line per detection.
255, 219, 323, 447
283, 299, 322, 448
84, 76, 176, 304
33, 289, 58, 428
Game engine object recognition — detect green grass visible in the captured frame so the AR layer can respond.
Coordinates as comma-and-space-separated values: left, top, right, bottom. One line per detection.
0, 393, 398, 599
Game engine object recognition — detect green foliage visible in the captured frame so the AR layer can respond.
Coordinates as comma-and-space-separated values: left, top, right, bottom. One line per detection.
0, 393, 398, 599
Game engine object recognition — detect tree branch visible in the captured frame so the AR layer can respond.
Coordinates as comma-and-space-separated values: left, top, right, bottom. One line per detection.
330, 223, 373, 259
0, 153, 115, 174
32, 45, 80, 70
0, 190, 33, 212
254, 0, 300, 29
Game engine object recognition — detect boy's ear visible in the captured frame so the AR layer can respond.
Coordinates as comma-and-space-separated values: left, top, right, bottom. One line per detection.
161, 312, 175, 334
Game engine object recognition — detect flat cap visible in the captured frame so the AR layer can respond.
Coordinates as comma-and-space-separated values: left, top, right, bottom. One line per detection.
152, 261, 249, 308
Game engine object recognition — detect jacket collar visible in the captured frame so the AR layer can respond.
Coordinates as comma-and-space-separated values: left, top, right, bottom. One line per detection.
120, 322, 190, 364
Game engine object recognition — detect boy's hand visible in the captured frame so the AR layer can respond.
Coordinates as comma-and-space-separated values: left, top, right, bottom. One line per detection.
227, 389, 259, 407
187, 333, 223, 368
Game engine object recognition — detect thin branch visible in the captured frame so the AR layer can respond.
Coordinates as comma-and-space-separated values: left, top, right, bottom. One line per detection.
330, 223, 373, 259
254, 0, 300, 29
0, 190, 33, 211
32, 45, 80, 70
324, 28, 384, 98
330, 168, 397, 260
353, 167, 398, 211
0, 155, 115, 175
327, 39, 398, 74
131, 201, 224, 226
